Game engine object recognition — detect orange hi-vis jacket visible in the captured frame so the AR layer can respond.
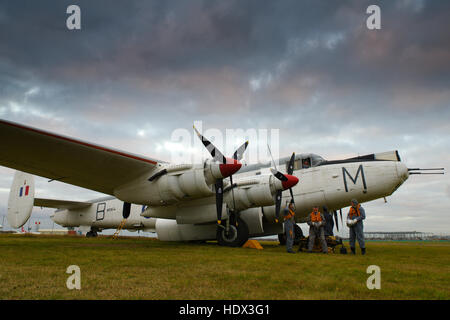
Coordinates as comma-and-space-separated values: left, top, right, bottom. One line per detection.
284, 209, 295, 221
310, 211, 323, 222
349, 205, 361, 219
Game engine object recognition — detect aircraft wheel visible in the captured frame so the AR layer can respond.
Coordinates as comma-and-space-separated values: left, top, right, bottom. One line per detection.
294, 224, 303, 245
86, 230, 98, 237
217, 217, 249, 247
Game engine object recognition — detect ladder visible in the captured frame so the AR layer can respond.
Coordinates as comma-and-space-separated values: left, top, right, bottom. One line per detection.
112, 219, 127, 239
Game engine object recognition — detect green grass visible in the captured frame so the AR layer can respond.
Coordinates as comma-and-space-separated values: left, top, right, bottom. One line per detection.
0, 234, 449, 299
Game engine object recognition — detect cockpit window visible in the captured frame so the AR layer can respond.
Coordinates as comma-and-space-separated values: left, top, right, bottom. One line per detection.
285, 154, 325, 171
310, 154, 325, 166
302, 158, 311, 168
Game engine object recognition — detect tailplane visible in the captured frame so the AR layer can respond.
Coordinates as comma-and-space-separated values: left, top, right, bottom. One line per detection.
7, 171, 35, 228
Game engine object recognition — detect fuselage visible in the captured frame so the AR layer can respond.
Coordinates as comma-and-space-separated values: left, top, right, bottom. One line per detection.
51, 153, 410, 240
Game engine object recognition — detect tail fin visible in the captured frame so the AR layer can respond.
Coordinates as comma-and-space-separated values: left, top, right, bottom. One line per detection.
7, 171, 35, 228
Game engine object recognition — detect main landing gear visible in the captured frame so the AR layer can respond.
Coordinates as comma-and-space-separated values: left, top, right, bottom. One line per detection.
86, 228, 99, 237
216, 213, 249, 247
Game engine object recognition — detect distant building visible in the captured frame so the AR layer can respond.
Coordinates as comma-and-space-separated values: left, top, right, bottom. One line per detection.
38, 229, 70, 235
364, 231, 435, 240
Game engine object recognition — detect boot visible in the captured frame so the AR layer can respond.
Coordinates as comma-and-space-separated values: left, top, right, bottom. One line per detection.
350, 247, 356, 255
361, 247, 366, 255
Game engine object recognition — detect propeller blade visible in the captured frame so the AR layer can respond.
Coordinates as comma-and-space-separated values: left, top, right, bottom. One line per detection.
267, 144, 278, 171
287, 152, 296, 175
274, 190, 282, 222
215, 180, 224, 223
270, 168, 288, 182
229, 175, 237, 212
193, 125, 226, 163
289, 188, 294, 203
333, 210, 339, 232
289, 188, 296, 210
233, 141, 249, 161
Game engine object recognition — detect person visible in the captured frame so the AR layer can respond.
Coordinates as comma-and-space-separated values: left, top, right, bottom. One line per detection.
346, 199, 366, 255
322, 205, 334, 236
306, 205, 328, 253
302, 158, 311, 169
283, 201, 296, 253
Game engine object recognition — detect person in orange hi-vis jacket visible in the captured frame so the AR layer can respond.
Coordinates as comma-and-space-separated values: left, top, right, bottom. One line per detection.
283, 201, 296, 253
306, 205, 328, 253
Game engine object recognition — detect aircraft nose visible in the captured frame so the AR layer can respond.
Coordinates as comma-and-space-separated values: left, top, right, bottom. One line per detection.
396, 162, 409, 181
281, 174, 299, 190
219, 157, 242, 177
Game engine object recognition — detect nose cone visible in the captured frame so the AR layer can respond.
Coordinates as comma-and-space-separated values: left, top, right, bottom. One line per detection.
219, 157, 242, 177
396, 162, 409, 182
281, 174, 299, 190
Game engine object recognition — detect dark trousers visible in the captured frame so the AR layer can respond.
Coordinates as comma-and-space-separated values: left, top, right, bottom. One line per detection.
308, 226, 327, 253
349, 222, 365, 249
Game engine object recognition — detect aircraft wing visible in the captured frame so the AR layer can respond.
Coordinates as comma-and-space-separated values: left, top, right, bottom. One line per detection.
0, 119, 165, 195
34, 198, 92, 210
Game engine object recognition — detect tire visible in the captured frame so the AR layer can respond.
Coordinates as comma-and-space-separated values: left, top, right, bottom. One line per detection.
294, 224, 304, 245
86, 230, 98, 237
217, 217, 249, 247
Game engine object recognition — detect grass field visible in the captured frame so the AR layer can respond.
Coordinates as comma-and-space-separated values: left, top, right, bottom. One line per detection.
0, 234, 449, 299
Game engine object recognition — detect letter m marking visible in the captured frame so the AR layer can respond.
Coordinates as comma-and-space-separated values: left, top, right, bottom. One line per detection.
342, 165, 367, 192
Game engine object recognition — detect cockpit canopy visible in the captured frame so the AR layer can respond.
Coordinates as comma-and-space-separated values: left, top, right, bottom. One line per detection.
239, 153, 326, 174
287, 153, 325, 170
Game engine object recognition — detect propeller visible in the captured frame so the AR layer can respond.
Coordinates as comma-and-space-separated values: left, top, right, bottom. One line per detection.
267, 147, 298, 222
194, 126, 248, 225
286, 152, 296, 207
269, 167, 299, 222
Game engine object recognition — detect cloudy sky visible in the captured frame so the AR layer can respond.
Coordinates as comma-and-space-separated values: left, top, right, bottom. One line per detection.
0, 0, 449, 234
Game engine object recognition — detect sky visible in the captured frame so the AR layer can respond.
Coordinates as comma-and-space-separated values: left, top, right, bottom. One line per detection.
0, 0, 449, 234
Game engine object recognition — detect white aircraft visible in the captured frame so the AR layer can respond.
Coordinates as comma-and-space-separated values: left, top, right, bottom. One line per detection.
1, 119, 443, 246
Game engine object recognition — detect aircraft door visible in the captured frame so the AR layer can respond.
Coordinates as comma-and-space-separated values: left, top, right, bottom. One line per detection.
96, 202, 106, 221
123, 202, 131, 219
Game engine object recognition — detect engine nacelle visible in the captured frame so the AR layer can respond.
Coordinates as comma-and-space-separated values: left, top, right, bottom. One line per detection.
224, 175, 279, 211
114, 162, 222, 206
115, 158, 242, 206
239, 207, 265, 235
155, 218, 217, 241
